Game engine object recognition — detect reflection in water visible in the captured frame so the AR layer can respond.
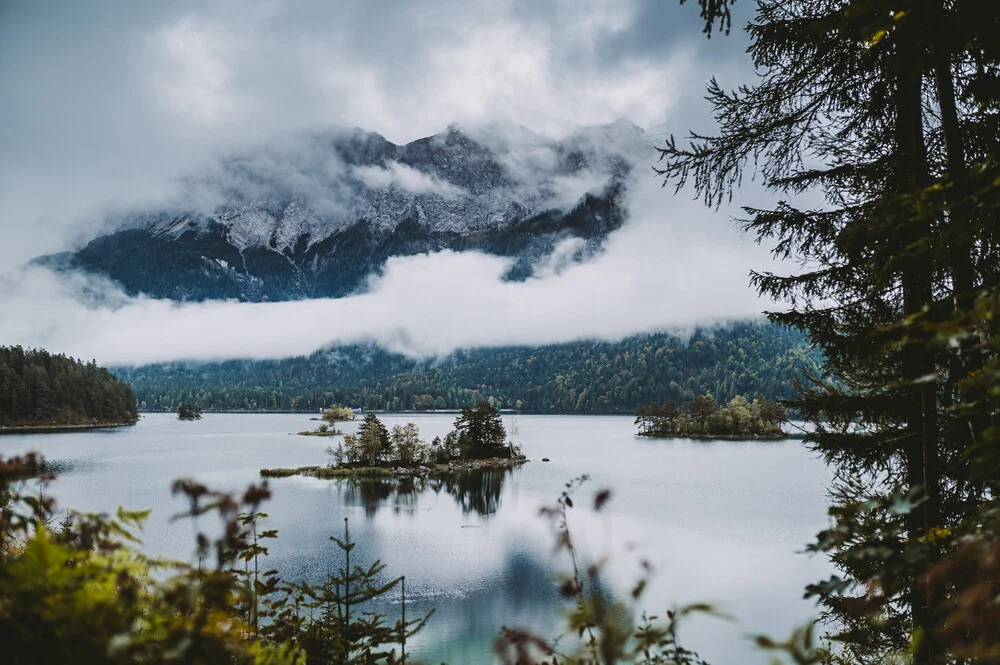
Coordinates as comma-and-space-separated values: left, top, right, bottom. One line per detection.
338, 476, 424, 517
433, 468, 508, 517
337, 468, 515, 518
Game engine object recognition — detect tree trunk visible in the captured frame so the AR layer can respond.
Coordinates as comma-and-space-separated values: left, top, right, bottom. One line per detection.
894, 13, 940, 663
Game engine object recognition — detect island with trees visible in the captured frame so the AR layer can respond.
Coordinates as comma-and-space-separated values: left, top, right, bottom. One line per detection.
263, 402, 527, 479
634, 393, 789, 440
298, 404, 354, 436
0, 345, 138, 432
177, 402, 203, 420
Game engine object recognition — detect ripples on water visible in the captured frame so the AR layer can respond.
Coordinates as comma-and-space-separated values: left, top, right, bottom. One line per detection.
0, 413, 832, 665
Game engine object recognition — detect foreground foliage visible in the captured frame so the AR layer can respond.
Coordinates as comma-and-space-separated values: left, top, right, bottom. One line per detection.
0, 453, 425, 665
0, 346, 138, 428
0, 453, 731, 665
496, 477, 714, 665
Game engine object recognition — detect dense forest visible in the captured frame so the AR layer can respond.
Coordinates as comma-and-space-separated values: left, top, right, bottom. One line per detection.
117, 322, 814, 413
0, 346, 138, 428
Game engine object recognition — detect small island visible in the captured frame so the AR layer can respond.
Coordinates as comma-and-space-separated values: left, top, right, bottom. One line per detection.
264, 402, 528, 479
634, 394, 789, 440
298, 404, 354, 436
0, 345, 138, 433
177, 402, 203, 420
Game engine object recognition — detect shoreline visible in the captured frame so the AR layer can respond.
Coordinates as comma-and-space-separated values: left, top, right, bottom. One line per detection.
0, 421, 138, 436
637, 432, 798, 441
137, 409, 639, 417
261, 455, 529, 479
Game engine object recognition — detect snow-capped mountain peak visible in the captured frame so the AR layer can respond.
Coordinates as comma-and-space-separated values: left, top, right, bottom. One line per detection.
38, 121, 653, 302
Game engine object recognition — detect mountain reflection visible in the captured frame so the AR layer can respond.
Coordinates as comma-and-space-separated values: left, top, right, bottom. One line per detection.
337, 467, 515, 518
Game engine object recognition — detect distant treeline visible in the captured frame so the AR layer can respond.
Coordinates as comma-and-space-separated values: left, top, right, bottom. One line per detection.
0, 346, 138, 428
118, 322, 815, 414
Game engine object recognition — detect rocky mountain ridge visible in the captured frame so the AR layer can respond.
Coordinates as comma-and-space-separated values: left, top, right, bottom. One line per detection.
38, 119, 655, 301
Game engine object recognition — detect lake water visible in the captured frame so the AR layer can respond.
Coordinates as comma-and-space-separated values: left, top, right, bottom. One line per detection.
0, 413, 832, 664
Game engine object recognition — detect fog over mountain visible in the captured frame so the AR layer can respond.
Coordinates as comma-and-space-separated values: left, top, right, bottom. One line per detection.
34, 120, 647, 301
0, 0, 776, 366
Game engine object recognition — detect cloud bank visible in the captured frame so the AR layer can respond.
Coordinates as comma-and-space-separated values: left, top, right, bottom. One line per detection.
0, 0, 775, 365
352, 162, 465, 198
0, 172, 775, 366
0, 0, 752, 270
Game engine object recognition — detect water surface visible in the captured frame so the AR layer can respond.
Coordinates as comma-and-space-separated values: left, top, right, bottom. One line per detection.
0, 413, 831, 664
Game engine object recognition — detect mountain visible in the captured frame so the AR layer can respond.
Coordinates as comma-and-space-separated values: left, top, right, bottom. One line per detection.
116, 322, 814, 414
36, 120, 652, 301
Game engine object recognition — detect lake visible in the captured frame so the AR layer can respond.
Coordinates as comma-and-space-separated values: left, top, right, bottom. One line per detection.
0, 413, 832, 664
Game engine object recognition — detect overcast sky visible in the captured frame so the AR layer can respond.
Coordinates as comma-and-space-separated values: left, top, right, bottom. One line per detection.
0, 0, 774, 365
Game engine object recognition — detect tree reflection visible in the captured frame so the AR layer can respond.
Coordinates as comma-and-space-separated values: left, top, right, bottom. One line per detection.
337, 468, 515, 518
430, 469, 508, 517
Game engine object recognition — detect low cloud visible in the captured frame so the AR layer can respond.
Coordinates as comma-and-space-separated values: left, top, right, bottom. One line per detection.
0, 0, 770, 363
543, 171, 613, 210
0, 172, 776, 366
352, 162, 465, 198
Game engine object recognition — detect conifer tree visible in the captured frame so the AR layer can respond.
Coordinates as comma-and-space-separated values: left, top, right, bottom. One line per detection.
356, 413, 392, 464
665, 1, 1000, 661
288, 518, 430, 664
451, 401, 508, 459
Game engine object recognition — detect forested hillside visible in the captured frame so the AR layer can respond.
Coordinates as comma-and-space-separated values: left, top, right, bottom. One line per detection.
118, 322, 813, 413
0, 346, 138, 428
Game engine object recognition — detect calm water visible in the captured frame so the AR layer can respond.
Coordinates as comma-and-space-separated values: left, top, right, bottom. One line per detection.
0, 413, 832, 664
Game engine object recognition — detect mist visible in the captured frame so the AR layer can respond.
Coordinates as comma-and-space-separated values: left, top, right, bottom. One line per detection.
0, 167, 775, 366
0, 0, 754, 271
0, 0, 775, 365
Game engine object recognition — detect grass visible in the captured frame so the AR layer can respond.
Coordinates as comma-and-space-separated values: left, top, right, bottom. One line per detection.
259, 466, 321, 478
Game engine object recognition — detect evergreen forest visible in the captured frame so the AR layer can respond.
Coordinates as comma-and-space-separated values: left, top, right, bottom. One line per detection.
118, 322, 812, 414
0, 346, 138, 428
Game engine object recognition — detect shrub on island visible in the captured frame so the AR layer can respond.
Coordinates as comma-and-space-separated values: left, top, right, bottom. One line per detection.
321, 404, 355, 423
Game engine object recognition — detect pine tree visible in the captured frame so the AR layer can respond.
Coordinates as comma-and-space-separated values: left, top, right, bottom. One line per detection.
663, 1, 1000, 661
452, 401, 508, 459
356, 413, 391, 464
290, 518, 430, 664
